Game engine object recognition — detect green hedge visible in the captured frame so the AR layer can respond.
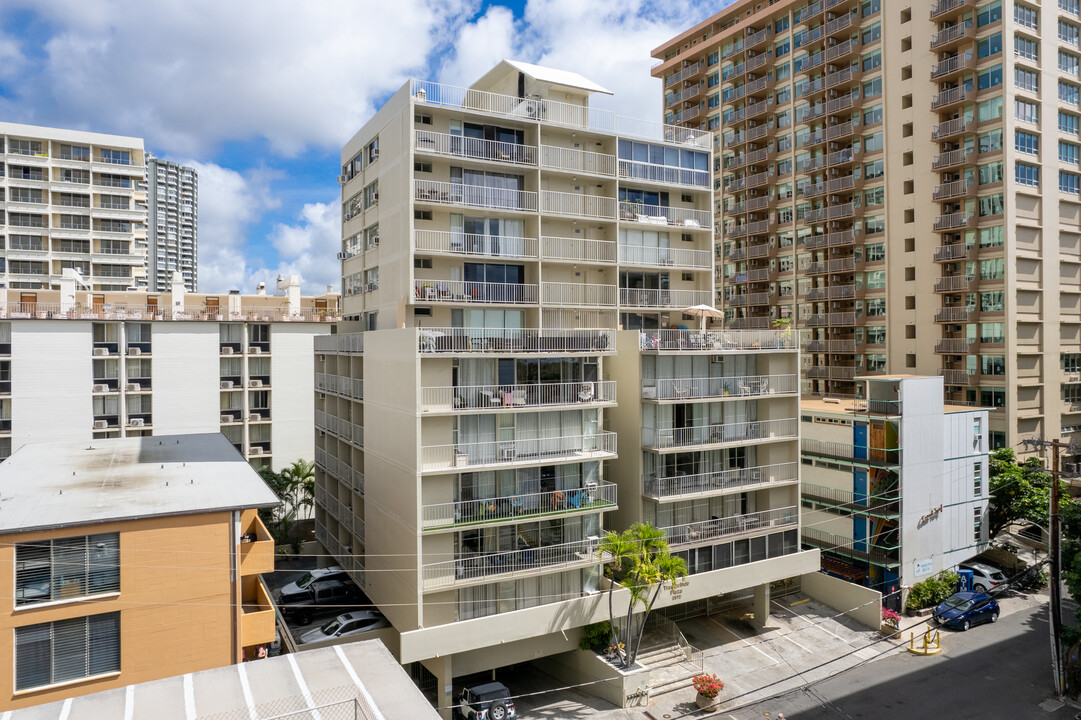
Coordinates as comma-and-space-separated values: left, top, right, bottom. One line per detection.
906, 570, 961, 611
579, 621, 612, 652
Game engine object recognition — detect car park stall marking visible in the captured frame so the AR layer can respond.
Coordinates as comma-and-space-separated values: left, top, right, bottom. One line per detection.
773, 599, 856, 645
709, 616, 782, 662
286, 653, 324, 720
236, 662, 259, 720
183, 673, 197, 720
124, 684, 135, 720
57, 699, 72, 720
333, 645, 387, 720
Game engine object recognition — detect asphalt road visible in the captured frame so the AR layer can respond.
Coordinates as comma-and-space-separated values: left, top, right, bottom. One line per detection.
728, 604, 1077, 720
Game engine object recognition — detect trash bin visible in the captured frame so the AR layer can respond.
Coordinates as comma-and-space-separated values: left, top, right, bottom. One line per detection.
957, 568, 974, 592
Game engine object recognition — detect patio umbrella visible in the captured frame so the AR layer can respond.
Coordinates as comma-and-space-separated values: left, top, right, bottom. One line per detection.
680, 304, 724, 331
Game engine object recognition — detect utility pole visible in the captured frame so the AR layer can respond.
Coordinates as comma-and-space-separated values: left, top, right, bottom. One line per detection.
1020, 437, 1080, 699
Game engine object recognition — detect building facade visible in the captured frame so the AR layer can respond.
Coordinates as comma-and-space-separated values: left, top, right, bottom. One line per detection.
0, 433, 278, 711
0, 122, 149, 291
316, 60, 819, 714
801, 375, 990, 601
0, 273, 339, 469
652, 0, 1081, 457
147, 155, 198, 292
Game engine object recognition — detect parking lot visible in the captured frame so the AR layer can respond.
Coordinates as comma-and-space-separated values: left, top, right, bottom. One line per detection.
263, 562, 377, 649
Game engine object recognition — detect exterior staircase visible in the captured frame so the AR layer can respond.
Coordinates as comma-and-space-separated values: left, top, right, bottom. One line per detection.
635, 621, 704, 697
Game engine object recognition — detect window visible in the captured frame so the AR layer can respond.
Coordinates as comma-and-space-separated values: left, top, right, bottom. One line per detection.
1016, 163, 1039, 187
980, 291, 1004, 312
1014, 67, 1038, 92
1065, 353, 1081, 372
1066, 0, 1081, 19
415, 113, 432, 125
981, 323, 1005, 343
1012, 35, 1036, 60
862, 0, 880, 16
1063, 82, 1081, 106
979, 226, 1004, 248
978, 193, 1004, 216
15, 612, 120, 691
1015, 99, 1039, 124
864, 104, 883, 126
864, 159, 884, 179
978, 162, 1003, 185
865, 216, 886, 235
1062, 142, 1081, 165
1015, 4, 1038, 29
15, 533, 120, 606
414, 161, 432, 173
979, 32, 1003, 58
1061, 111, 1080, 134
414, 209, 432, 221
862, 23, 881, 45
775, 16, 789, 33
862, 51, 882, 73
1062, 20, 1081, 46
981, 355, 1006, 375
363, 180, 378, 209
978, 65, 1002, 91
976, 0, 1001, 27
1063, 51, 1081, 77
974, 507, 983, 542
1012, 131, 1040, 157
1062, 171, 1081, 194
978, 97, 1003, 123
980, 258, 1004, 279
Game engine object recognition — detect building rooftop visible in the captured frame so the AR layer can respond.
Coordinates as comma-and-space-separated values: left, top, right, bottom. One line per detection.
5, 640, 437, 720
0, 120, 144, 147
0, 433, 280, 534
475, 59, 613, 95
801, 396, 987, 417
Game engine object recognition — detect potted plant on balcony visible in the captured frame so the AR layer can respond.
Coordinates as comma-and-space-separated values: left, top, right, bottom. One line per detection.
692, 673, 724, 711
771, 317, 792, 347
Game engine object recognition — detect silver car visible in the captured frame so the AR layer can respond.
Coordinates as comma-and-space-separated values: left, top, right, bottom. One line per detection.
960, 561, 1008, 594
298, 611, 389, 645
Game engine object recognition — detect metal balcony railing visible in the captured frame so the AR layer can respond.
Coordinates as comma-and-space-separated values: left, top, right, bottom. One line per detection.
414, 179, 538, 212
422, 538, 603, 590
618, 245, 712, 269
619, 287, 713, 308
414, 130, 537, 165
619, 203, 711, 228
659, 506, 799, 548
413, 279, 538, 305
421, 483, 618, 530
540, 145, 616, 176
413, 230, 538, 259
646, 418, 798, 449
541, 190, 617, 219
642, 374, 798, 400
801, 438, 901, 467
421, 432, 618, 471
540, 236, 617, 264
417, 327, 614, 354
422, 380, 616, 413
639, 329, 796, 352
643, 462, 798, 500
541, 282, 618, 307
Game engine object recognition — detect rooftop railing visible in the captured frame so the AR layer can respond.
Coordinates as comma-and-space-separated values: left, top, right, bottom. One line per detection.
315, 333, 364, 354
0, 302, 338, 322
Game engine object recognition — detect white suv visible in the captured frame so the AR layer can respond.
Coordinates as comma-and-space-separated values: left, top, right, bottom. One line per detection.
960, 561, 1008, 594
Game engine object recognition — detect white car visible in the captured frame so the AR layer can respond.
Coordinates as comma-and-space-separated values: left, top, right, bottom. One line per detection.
278, 565, 349, 599
298, 611, 389, 644
960, 561, 1008, 594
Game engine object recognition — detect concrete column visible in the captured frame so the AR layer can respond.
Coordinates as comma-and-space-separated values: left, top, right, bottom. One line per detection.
422, 655, 454, 720
753, 583, 770, 626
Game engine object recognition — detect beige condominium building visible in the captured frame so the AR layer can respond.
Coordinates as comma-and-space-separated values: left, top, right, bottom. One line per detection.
316, 60, 819, 714
0, 122, 149, 291
653, 0, 1081, 456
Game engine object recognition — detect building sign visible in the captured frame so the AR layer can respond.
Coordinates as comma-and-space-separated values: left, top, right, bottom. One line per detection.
914, 558, 933, 577
918, 504, 943, 528
668, 578, 690, 601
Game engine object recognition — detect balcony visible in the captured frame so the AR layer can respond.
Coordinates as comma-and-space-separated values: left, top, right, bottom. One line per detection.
933, 243, 970, 262
935, 307, 971, 323
618, 203, 710, 229
315, 373, 364, 400
240, 577, 276, 649
619, 287, 712, 308
422, 380, 616, 413
618, 159, 710, 189
315, 410, 364, 447
421, 483, 618, 531
422, 537, 602, 591
413, 230, 539, 259
728, 292, 770, 306
541, 190, 617, 219
930, 22, 974, 51
934, 274, 974, 292
935, 338, 973, 354
933, 179, 975, 200
540, 236, 616, 264
315, 333, 364, 354
802, 527, 899, 567
643, 461, 798, 500
421, 432, 618, 472
639, 329, 797, 352
932, 116, 972, 140
930, 0, 971, 20
542, 282, 617, 307
801, 438, 901, 467
932, 147, 972, 170
933, 212, 971, 232
413, 279, 538, 305
930, 86, 969, 110
539, 145, 616, 176
642, 374, 798, 401
660, 506, 799, 548
931, 52, 974, 80
646, 418, 799, 450
618, 245, 711, 269
940, 368, 976, 385
238, 514, 275, 575
414, 179, 538, 212
417, 327, 614, 354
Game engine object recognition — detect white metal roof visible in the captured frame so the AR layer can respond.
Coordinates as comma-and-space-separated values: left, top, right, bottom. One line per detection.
492, 59, 613, 95
0, 433, 280, 534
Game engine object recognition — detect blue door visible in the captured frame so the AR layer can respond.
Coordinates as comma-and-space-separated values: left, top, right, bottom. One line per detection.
853, 423, 868, 461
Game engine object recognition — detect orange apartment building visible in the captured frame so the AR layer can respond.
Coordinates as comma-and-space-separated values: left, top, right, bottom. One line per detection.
0, 433, 278, 711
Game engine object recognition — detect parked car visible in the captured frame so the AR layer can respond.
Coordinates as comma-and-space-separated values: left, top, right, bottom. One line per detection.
278, 566, 349, 601
458, 682, 516, 720
932, 591, 1000, 631
298, 610, 389, 645
278, 578, 362, 625
959, 561, 1008, 594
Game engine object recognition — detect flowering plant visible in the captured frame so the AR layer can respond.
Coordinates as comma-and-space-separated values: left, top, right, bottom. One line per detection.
881, 607, 901, 624
692, 673, 724, 699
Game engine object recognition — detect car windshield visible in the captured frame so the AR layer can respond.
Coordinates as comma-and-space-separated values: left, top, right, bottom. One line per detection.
943, 596, 977, 612
295, 572, 318, 589
991, 572, 1006, 581
319, 619, 342, 635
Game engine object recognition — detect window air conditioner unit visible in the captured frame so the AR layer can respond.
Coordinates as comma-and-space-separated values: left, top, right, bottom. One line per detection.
92, 419, 109, 430
93, 347, 108, 356
337, 252, 347, 260
126, 383, 140, 392
250, 413, 262, 422
337, 174, 348, 184
220, 381, 234, 389
250, 379, 263, 388
127, 347, 141, 356
92, 384, 108, 393
249, 446, 263, 455
128, 418, 144, 427
221, 414, 233, 423
249, 347, 261, 354
221, 346, 233, 355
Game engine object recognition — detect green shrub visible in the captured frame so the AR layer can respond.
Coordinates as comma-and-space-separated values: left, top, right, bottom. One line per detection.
905, 570, 961, 611
579, 620, 612, 652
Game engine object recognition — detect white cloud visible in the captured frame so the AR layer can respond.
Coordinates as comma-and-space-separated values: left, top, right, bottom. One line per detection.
265, 201, 342, 294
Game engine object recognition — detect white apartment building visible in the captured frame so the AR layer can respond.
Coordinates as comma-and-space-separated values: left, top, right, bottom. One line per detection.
147, 155, 198, 292
0, 272, 340, 470
0, 122, 149, 291
801, 375, 990, 603
316, 60, 819, 713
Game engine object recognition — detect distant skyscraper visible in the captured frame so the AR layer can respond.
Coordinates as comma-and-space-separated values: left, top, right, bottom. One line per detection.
147, 155, 198, 291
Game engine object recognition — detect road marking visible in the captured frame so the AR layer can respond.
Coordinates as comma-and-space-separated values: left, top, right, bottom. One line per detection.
709, 616, 781, 662
334, 645, 387, 720
183, 674, 197, 720
236, 662, 259, 720
286, 654, 324, 720
773, 599, 856, 645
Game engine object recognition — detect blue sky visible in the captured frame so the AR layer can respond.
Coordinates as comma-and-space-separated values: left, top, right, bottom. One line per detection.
0, 0, 723, 293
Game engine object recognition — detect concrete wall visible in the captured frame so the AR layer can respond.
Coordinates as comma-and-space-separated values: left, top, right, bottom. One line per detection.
801, 571, 882, 631
152, 323, 219, 433
534, 648, 651, 710
269, 325, 316, 465
11, 321, 92, 449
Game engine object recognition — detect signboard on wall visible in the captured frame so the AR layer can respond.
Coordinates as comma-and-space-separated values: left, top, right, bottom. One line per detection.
914, 558, 934, 577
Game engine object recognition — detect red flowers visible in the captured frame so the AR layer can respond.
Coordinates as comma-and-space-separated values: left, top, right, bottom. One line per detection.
692, 673, 724, 699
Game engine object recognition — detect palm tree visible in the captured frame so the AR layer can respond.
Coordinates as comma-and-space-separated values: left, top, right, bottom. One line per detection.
282, 458, 316, 520
598, 529, 638, 665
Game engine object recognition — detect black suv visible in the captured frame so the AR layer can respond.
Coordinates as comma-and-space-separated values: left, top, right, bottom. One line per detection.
459, 682, 516, 720
278, 578, 362, 625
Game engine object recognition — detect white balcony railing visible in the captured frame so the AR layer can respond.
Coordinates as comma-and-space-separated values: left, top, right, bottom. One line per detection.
617, 160, 711, 189
422, 537, 603, 590
414, 179, 538, 212
541, 190, 617, 219
541, 282, 618, 307
413, 230, 538, 259
644, 462, 798, 500
645, 417, 798, 449
618, 245, 712, 269
642, 374, 799, 400
315, 333, 364, 354
659, 506, 799, 548
619, 203, 711, 228
540, 236, 617, 264
619, 287, 713, 308
411, 80, 711, 148
639, 329, 796, 351
414, 130, 537, 165
422, 483, 618, 530
540, 145, 616, 176
413, 279, 538, 305
421, 432, 618, 471
422, 380, 616, 413
417, 327, 614, 354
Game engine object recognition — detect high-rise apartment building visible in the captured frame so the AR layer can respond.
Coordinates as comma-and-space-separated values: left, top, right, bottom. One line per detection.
147, 155, 198, 292
653, 0, 1081, 456
0, 122, 149, 291
316, 60, 819, 713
